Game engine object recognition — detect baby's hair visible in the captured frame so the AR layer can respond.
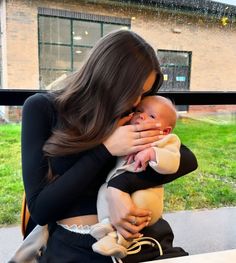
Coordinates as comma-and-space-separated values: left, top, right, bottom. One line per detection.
151, 95, 178, 128
162, 96, 179, 119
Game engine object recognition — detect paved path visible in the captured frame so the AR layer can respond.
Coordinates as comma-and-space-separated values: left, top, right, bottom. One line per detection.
1, 207, 236, 262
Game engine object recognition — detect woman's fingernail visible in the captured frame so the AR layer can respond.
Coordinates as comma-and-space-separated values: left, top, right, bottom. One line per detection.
139, 233, 144, 238
146, 221, 149, 226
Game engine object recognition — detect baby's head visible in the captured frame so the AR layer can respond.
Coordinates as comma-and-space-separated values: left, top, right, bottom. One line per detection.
130, 95, 177, 135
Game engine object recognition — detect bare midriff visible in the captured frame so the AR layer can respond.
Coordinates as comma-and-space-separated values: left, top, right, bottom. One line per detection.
58, 214, 98, 226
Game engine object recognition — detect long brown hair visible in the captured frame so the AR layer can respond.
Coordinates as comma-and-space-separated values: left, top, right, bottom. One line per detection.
43, 30, 163, 157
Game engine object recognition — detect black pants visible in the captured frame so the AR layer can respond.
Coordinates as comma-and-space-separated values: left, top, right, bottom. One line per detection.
123, 218, 188, 262
39, 224, 113, 263
40, 219, 188, 263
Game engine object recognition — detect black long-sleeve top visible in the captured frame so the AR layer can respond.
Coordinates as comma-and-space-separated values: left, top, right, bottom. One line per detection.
21, 93, 198, 228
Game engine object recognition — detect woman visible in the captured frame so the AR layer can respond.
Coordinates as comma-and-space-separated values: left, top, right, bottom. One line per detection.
21, 30, 197, 262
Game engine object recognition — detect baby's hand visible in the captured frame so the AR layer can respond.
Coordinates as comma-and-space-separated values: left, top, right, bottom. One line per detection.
134, 148, 155, 171
125, 154, 135, 165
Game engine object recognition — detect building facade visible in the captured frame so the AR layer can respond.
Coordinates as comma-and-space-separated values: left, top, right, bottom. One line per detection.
0, 0, 236, 119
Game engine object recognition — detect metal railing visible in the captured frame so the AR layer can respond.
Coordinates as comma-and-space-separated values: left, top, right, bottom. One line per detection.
0, 89, 236, 106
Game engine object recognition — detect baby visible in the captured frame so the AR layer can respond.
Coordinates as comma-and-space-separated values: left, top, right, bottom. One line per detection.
90, 95, 181, 258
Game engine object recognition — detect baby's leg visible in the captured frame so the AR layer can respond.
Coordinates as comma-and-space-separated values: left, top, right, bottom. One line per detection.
90, 183, 114, 240
131, 186, 164, 225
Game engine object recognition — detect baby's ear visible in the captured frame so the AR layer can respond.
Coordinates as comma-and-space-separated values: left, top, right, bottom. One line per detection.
163, 127, 172, 135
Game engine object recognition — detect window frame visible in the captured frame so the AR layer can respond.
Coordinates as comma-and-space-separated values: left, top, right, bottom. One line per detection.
38, 8, 131, 89
157, 49, 192, 92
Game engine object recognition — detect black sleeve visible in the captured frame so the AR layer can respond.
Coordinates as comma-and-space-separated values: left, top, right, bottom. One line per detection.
21, 94, 112, 225
107, 144, 198, 193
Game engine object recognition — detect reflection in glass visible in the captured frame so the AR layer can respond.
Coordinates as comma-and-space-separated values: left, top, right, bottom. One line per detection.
158, 50, 191, 96
73, 47, 91, 70
158, 51, 189, 66
40, 69, 69, 88
40, 45, 71, 70
73, 21, 100, 46
39, 17, 130, 88
39, 16, 71, 44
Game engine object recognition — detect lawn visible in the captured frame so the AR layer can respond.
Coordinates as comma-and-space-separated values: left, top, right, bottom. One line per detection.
0, 119, 236, 225
0, 124, 23, 225
164, 117, 236, 211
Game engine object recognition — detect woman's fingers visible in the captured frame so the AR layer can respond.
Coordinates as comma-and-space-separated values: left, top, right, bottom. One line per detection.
134, 129, 163, 139
118, 113, 134, 126
129, 123, 164, 145
103, 122, 164, 156
133, 136, 162, 146
131, 122, 161, 132
126, 214, 151, 226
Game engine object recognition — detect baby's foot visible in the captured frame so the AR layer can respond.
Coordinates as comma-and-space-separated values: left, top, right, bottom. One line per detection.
92, 232, 127, 258
90, 222, 114, 240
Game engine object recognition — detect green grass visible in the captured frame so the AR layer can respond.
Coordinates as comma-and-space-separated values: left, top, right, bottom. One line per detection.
164, 118, 236, 212
0, 124, 23, 225
0, 119, 236, 225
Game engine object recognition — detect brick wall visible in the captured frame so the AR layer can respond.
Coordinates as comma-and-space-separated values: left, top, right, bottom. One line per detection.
6, 0, 39, 89
3, 0, 236, 92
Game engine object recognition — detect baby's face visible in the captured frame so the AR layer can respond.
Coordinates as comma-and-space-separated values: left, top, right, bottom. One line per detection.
130, 97, 166, 128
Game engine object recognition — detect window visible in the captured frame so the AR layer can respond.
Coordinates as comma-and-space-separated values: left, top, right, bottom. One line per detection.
157, 50, 192, 92
157, 50, 192, 111
38, 8, 130, 89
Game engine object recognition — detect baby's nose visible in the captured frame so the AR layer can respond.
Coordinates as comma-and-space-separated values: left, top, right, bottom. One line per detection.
139, 112, 148, 119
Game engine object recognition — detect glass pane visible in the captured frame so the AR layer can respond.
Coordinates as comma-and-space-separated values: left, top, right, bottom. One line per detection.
160, 66, 190, 92
40, 44, 71, 70
40, 69, 69, 89
103, 24, 129, 36
39, 16, 71, 44
158, 51, 189, 66
73, 46, 92, 70
73, 20, 100, 46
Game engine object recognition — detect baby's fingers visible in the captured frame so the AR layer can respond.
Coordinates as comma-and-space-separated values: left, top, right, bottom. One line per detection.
127, 154, 135, 164
134, 160, 141, 171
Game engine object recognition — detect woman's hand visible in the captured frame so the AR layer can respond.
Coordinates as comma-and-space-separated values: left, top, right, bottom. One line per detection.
104, 116, 163, 156
107, 187, 151, 240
